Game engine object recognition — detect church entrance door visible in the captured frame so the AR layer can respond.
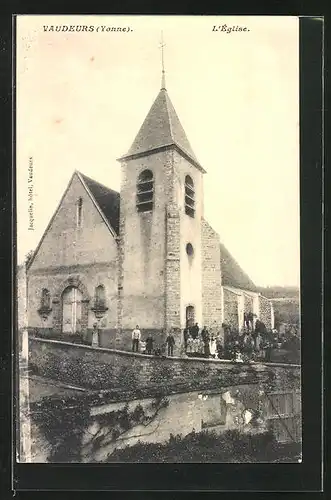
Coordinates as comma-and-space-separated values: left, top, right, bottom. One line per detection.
186, 305, 195, 328
62, 286, 83, 334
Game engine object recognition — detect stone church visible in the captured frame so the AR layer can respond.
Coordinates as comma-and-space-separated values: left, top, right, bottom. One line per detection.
26, 71, 274, 355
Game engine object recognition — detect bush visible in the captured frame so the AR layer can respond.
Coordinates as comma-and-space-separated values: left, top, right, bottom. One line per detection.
106, 429, 300, 463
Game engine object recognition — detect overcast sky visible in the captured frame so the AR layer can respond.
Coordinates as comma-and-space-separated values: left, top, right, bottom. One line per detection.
16, 15, 300, 287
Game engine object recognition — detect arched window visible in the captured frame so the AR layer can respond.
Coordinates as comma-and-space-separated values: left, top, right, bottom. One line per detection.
185, 175, 195, 217
76, 197, 83, 228
94, 285, 106, 308
41, 288, 51, 309
136, 169, 154, 213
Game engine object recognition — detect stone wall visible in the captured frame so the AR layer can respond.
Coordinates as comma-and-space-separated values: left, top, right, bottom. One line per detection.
27, 262, 118, 347
173, 151, 204, 330
201, 219, 222, 338
27, 338, 301, 462
29, 337, 300, 394
259, 295, 273, 329
244, 293, 254, 315
164, 203, 181, 353
28, 173, 118, 271
223, 287, 239, 330
117, 151, 173, 340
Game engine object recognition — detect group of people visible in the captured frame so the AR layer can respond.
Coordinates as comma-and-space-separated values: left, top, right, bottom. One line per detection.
223, 316, 301, 363
132, 325, 176, 357
223, 317, 271, 362
183, 324, 221, 358
132, 323, 221, 359
130, 316, 300, 364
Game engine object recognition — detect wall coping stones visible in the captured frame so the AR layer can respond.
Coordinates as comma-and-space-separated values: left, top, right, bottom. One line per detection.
29, 336, 300, 369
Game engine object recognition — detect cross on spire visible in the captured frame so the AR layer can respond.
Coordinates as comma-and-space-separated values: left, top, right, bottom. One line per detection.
159, 31, 166, 90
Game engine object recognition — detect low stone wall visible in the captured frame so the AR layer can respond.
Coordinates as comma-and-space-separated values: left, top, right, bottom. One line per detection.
28, 337, 301, 394
27, 337, 301, 462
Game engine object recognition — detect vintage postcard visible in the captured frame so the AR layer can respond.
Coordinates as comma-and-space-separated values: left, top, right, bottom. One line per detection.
16, 15, 301, 464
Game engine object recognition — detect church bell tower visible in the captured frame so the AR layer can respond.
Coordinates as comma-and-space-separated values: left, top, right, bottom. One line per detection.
116, 38, 207, 353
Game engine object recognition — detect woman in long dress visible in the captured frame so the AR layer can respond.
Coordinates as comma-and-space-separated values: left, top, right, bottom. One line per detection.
186, 334, 193, 355
209, 336, 217, 358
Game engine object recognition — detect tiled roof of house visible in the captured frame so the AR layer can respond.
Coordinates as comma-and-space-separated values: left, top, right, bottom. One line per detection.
119, 88, 204, 170
79, 172, 120, 235
220, 242, 257, 292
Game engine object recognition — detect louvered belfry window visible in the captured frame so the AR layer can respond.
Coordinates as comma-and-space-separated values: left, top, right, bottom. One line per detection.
136, 169, 154, 213
185, 175, 195, 217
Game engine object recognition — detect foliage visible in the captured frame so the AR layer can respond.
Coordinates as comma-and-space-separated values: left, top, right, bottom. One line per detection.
32, 396, 90, 462
31, 392, 169, 462
273, 301, 300, 328
106, 428, 301, 463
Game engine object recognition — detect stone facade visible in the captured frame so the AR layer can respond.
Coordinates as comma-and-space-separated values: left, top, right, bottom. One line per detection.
222, 286, 274, 332
259, 295, 274, 329
201, 219, 222, 339
27, 174, 119, 347
26, 85, 275, 352
223, 287, 240, 330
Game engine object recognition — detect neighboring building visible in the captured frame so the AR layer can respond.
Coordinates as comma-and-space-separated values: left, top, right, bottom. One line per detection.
26, 71, 274, 354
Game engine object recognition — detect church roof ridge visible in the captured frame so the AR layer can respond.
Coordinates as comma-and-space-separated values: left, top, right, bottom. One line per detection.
77, 171, 120, 235
76, 171, 119, 196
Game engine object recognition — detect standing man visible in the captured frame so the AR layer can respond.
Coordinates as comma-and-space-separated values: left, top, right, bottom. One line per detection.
244, 312, 249, 331
191, 323, 199, 339
247, 311, 254, 331
201, 326, 210, 357
183, 327, 189, 351
146, 333, 154, 355
166, 331, 175, 357
132, 325, 141, 353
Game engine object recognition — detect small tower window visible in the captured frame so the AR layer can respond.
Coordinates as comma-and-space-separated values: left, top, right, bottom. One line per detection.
76, 197, 83, 228
185, 175, 195, 218
136, 169, 154, 213
186, 243, 194, 256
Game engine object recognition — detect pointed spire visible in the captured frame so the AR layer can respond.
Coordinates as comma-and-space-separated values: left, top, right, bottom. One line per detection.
159, 31, 166, 90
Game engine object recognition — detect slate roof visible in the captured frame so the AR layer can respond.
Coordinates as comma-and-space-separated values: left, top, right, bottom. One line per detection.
220, 242, 257, 292
79, 172, 120, 235
119, 89, 204, 171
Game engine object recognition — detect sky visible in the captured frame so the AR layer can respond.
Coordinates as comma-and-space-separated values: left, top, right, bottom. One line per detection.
16, 15, 300, 287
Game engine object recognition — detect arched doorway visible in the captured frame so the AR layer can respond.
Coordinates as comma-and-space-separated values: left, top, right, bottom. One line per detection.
186, 305, 195, 329
62, 286, 83, 334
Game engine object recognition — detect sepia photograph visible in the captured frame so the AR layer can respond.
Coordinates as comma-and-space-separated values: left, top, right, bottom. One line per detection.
16, 15, 301, 464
